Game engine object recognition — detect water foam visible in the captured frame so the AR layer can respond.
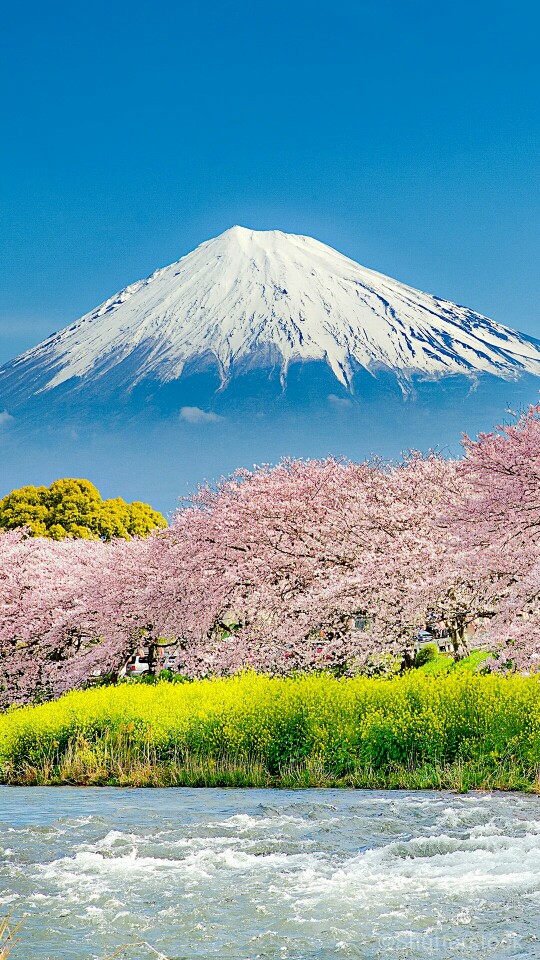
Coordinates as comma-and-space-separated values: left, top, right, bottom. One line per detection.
2, 788, 540, 959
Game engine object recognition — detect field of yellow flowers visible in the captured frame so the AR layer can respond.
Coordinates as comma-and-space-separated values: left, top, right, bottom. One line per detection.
1, 673, 539, 790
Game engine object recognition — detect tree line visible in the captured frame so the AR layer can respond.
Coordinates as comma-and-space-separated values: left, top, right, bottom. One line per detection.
1, 405, 539, 706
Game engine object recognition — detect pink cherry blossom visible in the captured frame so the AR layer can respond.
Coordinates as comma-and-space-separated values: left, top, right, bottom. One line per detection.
2, 405, 540, 706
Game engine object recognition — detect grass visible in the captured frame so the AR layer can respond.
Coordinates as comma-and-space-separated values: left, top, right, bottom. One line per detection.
0, 913, 170, 960
0, 913, 25, 960
1, 671, 539, 791
416, 649, 490, 676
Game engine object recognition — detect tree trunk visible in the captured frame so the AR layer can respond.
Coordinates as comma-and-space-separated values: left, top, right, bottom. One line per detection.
401, 645, 416, 671
147, 640, 157, 676
448, 618, 469, 661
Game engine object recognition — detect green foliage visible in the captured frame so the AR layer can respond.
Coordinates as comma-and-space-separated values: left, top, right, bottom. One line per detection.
413, 643, 438, 668
459, 649, 492, 672
0, 478, 166, 540
417, 650, 490, 676
0, 672, 539, 789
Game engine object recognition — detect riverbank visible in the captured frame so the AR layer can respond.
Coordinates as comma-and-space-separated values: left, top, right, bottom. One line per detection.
1, 673, 539, 790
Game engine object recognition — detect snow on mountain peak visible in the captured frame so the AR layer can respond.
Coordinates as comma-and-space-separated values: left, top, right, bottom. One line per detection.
5, 227, 540, 397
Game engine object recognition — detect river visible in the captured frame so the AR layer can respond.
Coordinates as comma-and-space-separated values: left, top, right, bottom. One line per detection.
1, 788, 539, 959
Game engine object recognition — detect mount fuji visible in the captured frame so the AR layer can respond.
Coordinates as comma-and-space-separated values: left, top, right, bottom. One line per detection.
1, 226, 539, 511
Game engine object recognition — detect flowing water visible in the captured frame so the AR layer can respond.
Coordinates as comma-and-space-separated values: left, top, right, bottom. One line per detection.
1, 788, 540, 959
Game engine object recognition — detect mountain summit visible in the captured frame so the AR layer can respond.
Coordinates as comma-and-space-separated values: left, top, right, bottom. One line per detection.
2, 227, 540, 512
3, 226, 540, 408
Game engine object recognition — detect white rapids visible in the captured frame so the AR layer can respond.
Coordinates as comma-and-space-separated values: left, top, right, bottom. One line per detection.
1, 788, 540, 959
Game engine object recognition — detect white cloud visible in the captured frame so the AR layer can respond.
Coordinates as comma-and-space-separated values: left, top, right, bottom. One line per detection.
179, 406, 223, 424
0, 410, 14, 428
328, 393, 352, 408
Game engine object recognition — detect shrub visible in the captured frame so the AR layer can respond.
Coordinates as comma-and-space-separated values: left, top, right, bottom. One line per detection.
414, 643, 438, 668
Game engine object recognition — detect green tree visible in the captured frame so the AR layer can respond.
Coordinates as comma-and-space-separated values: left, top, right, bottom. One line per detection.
0, 478, 166, 540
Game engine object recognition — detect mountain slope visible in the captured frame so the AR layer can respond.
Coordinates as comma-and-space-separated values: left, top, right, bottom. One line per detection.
2, 226, 540, 410
2, 226, 540, 513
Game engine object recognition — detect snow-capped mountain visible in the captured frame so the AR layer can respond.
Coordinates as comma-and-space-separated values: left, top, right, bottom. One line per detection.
2, 226, 540, 409
2, 226, 540, 512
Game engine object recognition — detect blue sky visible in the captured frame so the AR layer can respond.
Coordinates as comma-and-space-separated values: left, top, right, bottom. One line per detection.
1, 0, 539, 364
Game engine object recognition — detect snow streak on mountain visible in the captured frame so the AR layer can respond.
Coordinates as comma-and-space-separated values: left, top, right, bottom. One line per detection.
3, 226, 540, 403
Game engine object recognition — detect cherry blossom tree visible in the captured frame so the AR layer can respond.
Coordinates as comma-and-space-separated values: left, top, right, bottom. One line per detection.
163, 454, 467, 672
456, 404, 540, 669
0, 531, 151, 706
4, 405, 540, 708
